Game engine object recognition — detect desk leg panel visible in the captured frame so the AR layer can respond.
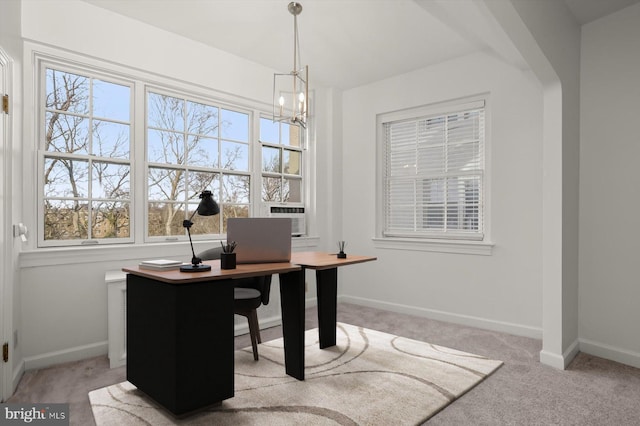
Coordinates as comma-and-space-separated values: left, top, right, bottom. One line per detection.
279, 270, 305, 380
126, 275, 234, 415
316, 268, 338, 349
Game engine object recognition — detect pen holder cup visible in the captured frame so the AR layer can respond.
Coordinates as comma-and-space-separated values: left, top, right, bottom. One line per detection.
220, 253, 236, 270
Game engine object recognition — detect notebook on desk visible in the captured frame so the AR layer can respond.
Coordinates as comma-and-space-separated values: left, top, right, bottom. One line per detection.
226, 218, 292, 264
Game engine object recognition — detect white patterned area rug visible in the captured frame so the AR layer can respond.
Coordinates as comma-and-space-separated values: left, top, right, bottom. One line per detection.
89, 323, 502, 425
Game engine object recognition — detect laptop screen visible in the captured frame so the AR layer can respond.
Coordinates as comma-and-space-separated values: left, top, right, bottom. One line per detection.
226, 218, 292, 263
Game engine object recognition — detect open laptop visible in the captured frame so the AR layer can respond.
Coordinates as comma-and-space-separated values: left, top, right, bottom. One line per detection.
226, 217, 292, 264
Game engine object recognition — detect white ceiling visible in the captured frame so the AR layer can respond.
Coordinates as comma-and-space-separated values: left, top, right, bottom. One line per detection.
82, 0, 640, 90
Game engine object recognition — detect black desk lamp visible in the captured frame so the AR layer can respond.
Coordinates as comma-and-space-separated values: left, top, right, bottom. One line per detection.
180, 190, 220, 272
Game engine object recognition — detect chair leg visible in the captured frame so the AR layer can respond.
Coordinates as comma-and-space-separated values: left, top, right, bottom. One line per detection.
235, 310, 262, 361
251, 310, 262, 344
242, 310, 259, 361
236, 309, 261, 360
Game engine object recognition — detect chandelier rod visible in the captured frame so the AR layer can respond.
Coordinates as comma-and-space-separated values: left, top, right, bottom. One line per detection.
291, 2, 302, 73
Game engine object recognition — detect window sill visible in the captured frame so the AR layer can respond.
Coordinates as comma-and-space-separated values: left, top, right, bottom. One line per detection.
372, 237, 494, 256
19, 236, 321, 268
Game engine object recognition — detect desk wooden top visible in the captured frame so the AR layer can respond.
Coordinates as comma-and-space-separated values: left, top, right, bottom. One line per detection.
291, 251, 377, 270
123, 260, 301, 284
124, 252, 376, 283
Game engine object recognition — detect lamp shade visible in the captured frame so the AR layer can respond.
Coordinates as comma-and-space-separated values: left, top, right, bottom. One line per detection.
196, 190, 220, 216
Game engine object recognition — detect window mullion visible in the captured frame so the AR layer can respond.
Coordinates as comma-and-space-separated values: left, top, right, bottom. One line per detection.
134, 83, 147, 243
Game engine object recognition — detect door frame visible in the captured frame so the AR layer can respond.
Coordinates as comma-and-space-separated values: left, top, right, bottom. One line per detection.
0, 45, 14, 402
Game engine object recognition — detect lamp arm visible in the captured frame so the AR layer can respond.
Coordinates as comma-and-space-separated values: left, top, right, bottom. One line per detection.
179, 190, 217, 272
185, 225, 201, 266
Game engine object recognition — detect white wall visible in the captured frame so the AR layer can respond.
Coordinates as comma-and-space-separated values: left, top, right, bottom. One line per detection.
20, 0, 276, 105
16, 0, 327, 370
13, 0, 640, 376
485, 0, 581, 368
579, 2, 640, 368
510, 0, 582, 360
340, 51, 544, 337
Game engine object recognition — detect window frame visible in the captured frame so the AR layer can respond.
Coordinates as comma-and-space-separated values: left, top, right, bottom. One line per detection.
33, 52, 308, 248
374, 95, 493, 255
258, 115, 305, 205
144, 87, 255, 242
37, 61, 136, 247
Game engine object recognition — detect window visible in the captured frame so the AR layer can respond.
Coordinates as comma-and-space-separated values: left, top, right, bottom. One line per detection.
259, 117, 303, 203
380, 99, 485, 241
146, 91, 251, 238
41, 67, 132, 245
37, 57, 307, 247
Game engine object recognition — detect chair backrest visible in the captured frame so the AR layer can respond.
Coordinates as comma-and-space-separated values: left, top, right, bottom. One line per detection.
198, 246, 224, 261
197, 246, 272, 306
244, 275, 272, 306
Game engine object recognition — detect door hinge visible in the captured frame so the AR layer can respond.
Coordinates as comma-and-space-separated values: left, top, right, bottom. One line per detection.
2, 342, 8, 363
2, 94, 8, 114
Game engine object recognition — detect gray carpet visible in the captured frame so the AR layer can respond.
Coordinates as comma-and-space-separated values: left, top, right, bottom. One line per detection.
89, 323, 502, 425
7, 303, 640, 425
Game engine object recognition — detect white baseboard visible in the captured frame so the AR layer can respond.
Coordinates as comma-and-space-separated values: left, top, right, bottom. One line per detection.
564, 339, 580, 367
541, 337, 640, 370
539, 338, 579, 370
339, 295, 542, 339
539, 350, 565, 369
23, 341, 108, 371
340, 296, 640, 370
16, 298, 640, 376
579, 338, 640, 369
12, 360, 25, 395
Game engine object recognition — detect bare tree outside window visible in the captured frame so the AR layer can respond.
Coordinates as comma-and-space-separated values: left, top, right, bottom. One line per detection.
39, 61, 306, 247
43, 69, 131, 242
147, 92, 250, 237
259, 118, 303, 203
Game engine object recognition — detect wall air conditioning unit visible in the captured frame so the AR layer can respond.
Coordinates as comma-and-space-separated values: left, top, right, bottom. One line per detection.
265, 205, 306, 236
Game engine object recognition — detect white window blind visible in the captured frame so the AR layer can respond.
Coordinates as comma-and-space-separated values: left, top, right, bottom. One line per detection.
383, 101, 485, 240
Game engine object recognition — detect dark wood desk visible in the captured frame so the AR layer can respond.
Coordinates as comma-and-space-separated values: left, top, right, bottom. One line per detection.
123, 252, 376, 415
123, 261, 302, 416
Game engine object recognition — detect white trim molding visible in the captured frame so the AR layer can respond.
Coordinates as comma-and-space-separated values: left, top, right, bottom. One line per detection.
372, 237, 494, 255
19, 236, 320, 268
579, 338, 640, 370
340, 294, 540, 339
540, 339, 579, 370
23, 341, 108, 371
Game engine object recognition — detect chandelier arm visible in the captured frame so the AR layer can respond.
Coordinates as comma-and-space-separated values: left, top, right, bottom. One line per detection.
294, 12, 302, 71
293, 11, 298, 117
293, 12, 297, 71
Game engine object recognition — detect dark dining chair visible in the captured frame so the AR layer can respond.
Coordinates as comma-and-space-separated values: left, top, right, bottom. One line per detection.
197, 247, 272, 361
